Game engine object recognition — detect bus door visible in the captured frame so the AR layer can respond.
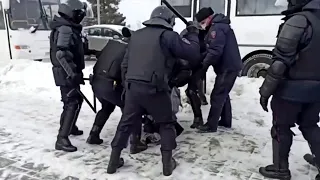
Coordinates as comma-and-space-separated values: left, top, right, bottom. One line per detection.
0, 1, 11, 63
163, 0, 195, 33
229, 0, 286, 51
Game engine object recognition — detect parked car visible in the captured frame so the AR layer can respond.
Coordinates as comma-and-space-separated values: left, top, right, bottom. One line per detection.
83, 24, 126, 52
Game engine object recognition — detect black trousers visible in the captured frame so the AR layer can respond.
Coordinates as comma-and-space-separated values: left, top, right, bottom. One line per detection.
207, 72, 237, 130
186, 69, 204, 118
59, 86, 83, 137
111, 83, 177, 151
270, 96, 320, 166
92, 98, 142, 137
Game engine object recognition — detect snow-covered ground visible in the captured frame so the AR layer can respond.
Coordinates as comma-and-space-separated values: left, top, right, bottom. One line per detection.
0, 59, 318, 180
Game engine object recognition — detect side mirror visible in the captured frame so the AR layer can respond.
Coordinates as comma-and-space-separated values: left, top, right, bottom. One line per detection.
113, 35, 120, 39
29, 25, 39, 33
2, 0, 10, 10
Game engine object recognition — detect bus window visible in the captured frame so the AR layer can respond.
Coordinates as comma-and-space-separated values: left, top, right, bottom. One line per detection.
43, 0, 59, 22
8, 0, 48, 30
166, 0, 192, 17
0, 2, 5, 29
236, 0, 286, 16
199, 0, 225, 14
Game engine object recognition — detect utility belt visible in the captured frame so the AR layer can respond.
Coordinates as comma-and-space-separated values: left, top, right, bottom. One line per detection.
125, 81, 168, 94
125, 73, 169, 92
90, 74, 122, 91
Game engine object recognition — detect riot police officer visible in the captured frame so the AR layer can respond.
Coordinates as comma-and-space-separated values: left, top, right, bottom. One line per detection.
106, 5, 201, 176
49, 0, 90, 152
258, 0, 320, 179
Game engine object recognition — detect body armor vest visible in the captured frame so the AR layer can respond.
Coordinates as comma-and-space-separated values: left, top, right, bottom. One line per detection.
125, 27, 176, 91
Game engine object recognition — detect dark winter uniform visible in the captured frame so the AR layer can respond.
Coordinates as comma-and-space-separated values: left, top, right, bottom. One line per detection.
258, 0, 320, 179
87, 39, 126, 142
107, 6, 201, 176
177, 29, 208, 129
86, 29, 148, 154
49, 0, 89, 152
195, 8, 242, 132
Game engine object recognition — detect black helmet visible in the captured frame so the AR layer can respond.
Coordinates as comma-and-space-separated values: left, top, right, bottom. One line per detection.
142, 6, 175, 29
58, 0, 90, 24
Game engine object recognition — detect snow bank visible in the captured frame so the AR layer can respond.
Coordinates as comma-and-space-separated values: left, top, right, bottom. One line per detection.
0, 59, 95, 99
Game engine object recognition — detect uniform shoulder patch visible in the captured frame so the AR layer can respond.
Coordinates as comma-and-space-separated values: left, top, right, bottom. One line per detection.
182, 38, 191, 44
211, 31, 216, 39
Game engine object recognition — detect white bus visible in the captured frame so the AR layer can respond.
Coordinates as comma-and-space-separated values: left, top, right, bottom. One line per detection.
162, 0, 287, 78
0, 0, 59, 63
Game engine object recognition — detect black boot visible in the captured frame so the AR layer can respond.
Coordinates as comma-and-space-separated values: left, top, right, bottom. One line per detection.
55, 137, 77, 152
161, 150, 177, 176
107, 148, 124, 174
186, 89, 203, 129
70, 125, 83, 136
55, 106, 78, 152
259, 164, 291, 180
87, 125, 103, 145
197, 123, 216, 133
130, 134, 148, 154
304, 154, 320, 180
190, 117, 204, 129
304, 153, 317, 167
259, 133, 291, 180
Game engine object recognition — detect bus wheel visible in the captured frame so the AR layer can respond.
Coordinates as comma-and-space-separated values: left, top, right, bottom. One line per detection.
241, 53, 272, 78
34, 59, 42, 62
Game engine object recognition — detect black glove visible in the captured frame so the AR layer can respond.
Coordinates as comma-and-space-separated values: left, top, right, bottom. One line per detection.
260, 96, 269, 112
259, 73, 282, 112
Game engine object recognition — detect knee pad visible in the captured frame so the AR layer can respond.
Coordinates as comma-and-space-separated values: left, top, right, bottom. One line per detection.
65, 102, 80, 112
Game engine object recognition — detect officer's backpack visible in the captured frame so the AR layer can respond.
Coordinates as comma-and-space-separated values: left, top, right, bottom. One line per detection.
93, 40, 127, 81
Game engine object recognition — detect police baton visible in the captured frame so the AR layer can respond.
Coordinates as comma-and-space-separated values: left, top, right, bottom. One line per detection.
161, 0, 189, 26
67, 88, 96, 113
83, 76, 97, 113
